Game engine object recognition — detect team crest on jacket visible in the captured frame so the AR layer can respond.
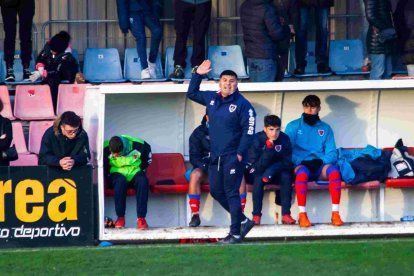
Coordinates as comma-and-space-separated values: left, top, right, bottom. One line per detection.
275, 145, 282, 152
229, 104, 237, 113
318, 129, 325, 136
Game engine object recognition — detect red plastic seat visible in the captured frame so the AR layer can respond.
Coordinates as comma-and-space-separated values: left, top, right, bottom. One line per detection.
146, 153, 189, 193
14, 85, 56, 120
0, 86, 15, 120
56, 84, 90, 117
384, 147, 414, 187
28, 121, 54, 154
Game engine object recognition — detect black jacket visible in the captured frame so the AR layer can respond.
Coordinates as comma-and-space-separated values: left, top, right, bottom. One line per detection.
240, 0, 290, 59
189, 118, 210, 172
298, 0, 333, 8
247, 131, 293, 174
394, 0, 414, 64
0, 116, 12, 166
364, 0, 394, 54
38, 126, 91, 167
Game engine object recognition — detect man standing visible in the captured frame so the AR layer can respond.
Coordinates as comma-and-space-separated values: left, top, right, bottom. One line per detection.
285, 95, 343, 227
187, 60, 256, 244
169, 0, 211, 79
103, 135, 152, 230
240, 0, 290, 82
246, 115, 296, 225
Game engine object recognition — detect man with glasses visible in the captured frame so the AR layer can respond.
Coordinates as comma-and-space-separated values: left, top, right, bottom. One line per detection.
39, 111, 90, 171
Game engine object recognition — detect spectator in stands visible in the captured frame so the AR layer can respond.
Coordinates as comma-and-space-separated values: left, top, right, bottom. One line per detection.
394, 0, 414, 76
39, 111, 91, 171
169, 0, 211, 79
285, 95, 343, 227
274, 0, 298, 81
360, 0, 371, 72
246, 114, 295, 225
103, 135, 152, 230
364, 0, 395, 80
117, 0, 162, 79
29, 31, 79, 111
0, 99, 13, 166
188, 112, 247, 227
240, 0, 291, 82
187, 60, 256, 244
0, 0, 35, 82
294, 0, 333, 75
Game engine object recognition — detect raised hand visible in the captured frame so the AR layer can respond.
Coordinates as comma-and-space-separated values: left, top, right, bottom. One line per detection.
196, 60, 212, 75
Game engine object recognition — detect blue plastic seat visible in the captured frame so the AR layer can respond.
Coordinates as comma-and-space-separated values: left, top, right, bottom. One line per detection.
207, 45, 249, 80
1, 50, 37, 84
329, 40, 368, 75
124, 48, 166, 82
165, 46, 195, 81
83, 48, 126, 83
71, 48, 80, 71
290, 41, 333, 77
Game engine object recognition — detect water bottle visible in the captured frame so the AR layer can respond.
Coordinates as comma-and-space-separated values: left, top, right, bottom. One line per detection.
400, 215, 414, 222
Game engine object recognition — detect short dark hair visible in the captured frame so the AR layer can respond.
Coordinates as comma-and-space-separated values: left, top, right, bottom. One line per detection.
264, 115, 281, 127
60, 111, 81, 128
57, 30, 71, 43
302, 95, 321, 107
109, 136, 123, 154
219, 70, 238, 79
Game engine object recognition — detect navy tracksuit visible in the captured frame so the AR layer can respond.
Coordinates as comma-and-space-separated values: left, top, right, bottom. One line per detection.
189, 117, 210, 172
187, 73, 256, 235
246, 131, 294, 216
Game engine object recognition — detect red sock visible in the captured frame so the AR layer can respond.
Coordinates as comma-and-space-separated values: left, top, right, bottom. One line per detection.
189, 198, 200, 214
240, 197, 246, 213
295, 170, 309, 208
328, 170, 341, 204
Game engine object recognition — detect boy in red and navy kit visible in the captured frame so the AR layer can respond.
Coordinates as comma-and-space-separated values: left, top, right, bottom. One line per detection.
246, 115, 295, 225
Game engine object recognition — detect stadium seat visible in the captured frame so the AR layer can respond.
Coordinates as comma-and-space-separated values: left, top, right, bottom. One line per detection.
208, 45, 249, 80
10, 121, 39, 166
71, 48, 80, 71
56, 84, 90, 117
290, 42, 333, 77
14, 85, 56, 120
384, 147, 414, 188
146, 153, 189, 193
83, 48, 126, 83
28, 120, 54, 154
0, 50, 38, 84
165, 46, 195, 81
124, 48, 166, 82
330, 40, 369, 75
0, 86, 15, 120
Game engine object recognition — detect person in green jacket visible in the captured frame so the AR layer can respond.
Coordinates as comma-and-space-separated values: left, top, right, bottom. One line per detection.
104, 135, 152, 229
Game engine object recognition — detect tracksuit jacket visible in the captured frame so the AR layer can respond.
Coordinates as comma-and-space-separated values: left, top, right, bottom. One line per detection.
284, 115, 337, 166
187, 73, 256, 161
189, 118, 210, 172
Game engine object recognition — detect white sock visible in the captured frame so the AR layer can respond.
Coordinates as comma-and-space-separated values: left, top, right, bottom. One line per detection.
332, 204, 339, 212
299, 206, 306, 213
233, 235, 240, 239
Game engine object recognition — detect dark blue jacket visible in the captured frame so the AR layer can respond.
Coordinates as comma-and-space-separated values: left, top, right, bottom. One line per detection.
189, 118, 210, 171
116, 0, 161, 33
187, 73, 256, 160
247, 131, 293, 174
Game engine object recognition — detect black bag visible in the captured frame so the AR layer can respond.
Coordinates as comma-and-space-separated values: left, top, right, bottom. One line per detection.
379, 28, 397, 43
0, 121, 18, 161
0, 0, 19, 8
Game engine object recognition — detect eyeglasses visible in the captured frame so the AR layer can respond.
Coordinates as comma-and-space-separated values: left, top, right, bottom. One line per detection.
62, 126, 80, 135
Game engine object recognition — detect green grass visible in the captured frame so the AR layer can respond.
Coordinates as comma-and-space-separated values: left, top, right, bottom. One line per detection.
1, 238, 414, 275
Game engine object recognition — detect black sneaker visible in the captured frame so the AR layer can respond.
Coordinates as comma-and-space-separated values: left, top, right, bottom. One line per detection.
5, 67, 15, 82
189, 214, 201, 227
169, 65, 184, 79
218, 234, 241, 244
23, 67, 31, 81
317, 64, 332, 74
294, 67, 305, 75
240, 218, 255, 239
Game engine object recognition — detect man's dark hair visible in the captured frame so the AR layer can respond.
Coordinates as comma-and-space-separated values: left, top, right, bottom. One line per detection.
57, 30, 71, 43
302, 95, 321, 107
264, 115, 281, 127
109, 136, 123, 154
60, 111, 81, 127
220, 70, 238, 79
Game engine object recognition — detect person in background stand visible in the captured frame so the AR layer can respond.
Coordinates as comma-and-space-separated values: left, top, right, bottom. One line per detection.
0, 0, 35, 81
394, 0, 414, 76
0, 99, 13, 166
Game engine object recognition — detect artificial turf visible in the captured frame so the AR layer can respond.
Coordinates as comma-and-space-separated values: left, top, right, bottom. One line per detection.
1, 238, 414, 275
